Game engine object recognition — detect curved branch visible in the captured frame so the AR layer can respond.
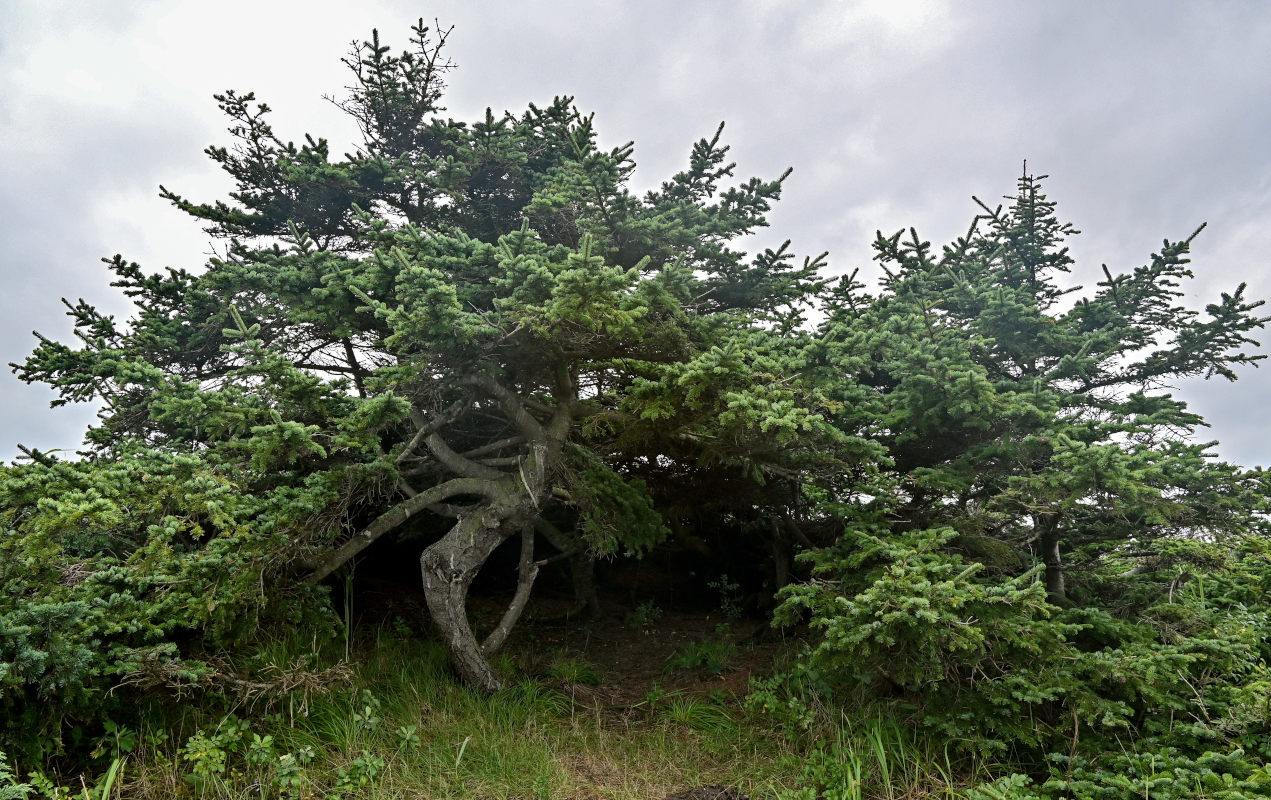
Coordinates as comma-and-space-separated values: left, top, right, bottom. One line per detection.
481, 522, 538, 655
459, 436, 524, 459
460, 374, 545, 440
304, 477, 496, 584
426, 432, 507, 481
397, 401, 466, 466
426, 502, 477, 518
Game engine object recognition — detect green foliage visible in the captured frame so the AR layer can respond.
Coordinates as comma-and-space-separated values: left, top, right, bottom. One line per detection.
623, 600, 663, 629
708, 574, 744, 620
329, 750, 385, 798
0, 751, 32, 800
772, 717, 959, 800
664, 628, 738, 676
559, 444, 667, 557
5, 15, 1271, 796
5, 14, 833, 744
776, 172, 1271, 785
545, 655, 602, 686
0, 445, 338, 754
660, 696, 735, 734
776, 525, 1084, 752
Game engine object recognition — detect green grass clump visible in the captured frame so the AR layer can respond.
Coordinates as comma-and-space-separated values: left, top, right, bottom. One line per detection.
664, 635, 738, 675
33, 626, 806, 800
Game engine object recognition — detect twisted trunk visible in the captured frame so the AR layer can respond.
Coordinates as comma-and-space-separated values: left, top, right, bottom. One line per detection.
481, 522, 538, 655
420, 504, 525, 691
420, 395, 574, 689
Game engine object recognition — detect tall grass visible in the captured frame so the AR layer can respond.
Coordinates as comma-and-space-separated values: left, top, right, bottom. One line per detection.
11, 622, 1019, 800
84, 623, 805, 800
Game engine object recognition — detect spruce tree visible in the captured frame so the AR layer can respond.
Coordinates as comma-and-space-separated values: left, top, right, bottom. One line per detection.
7, 21, 836, 694
780, 172, 1271, 760
811, 172, 1267, 603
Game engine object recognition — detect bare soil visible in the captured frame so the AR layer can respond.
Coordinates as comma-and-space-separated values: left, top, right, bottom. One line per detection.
354, 570, 795, 708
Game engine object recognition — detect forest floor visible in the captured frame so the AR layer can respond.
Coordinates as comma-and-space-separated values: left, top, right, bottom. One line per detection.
90, 572, 961, 799
353, 565, 796, 709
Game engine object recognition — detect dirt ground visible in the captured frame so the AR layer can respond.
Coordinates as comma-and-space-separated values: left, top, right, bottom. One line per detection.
354, 569, 797, 709
505, 599, 788, 707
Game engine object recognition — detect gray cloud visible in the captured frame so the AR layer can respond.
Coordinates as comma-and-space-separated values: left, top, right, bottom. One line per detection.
3, 0, 1269, 465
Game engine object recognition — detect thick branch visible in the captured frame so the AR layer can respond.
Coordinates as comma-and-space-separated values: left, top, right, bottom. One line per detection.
459, 436, 524, 460
396, 401, 466, 466
481, 523, 538, 655
426, 432, 507, 481
304, 477, 495, 584
475, 456, 522, 467
535, 517, 581, 557
460, 374, 545, 440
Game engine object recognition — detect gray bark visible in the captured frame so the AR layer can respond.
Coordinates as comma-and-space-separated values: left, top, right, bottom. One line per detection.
418, 387, 573, 690
533, 517, 602, 619
420, 506, 521, 691
1038, 513, 1066, 604
481, 523, 538, 655
304, 477, 492, 584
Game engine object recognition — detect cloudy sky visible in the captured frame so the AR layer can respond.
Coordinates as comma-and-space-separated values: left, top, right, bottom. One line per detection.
3, 0, 1270, 466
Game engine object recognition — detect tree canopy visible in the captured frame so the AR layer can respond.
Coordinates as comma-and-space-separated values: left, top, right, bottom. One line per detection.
7, 20, 841, 696
4, 21, 1271, 796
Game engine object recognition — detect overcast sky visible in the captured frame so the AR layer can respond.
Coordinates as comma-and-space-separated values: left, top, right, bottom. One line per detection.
3, 1, 1270, 466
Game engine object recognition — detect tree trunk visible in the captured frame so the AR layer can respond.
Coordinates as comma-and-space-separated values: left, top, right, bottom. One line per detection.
770, 518, 791, 591
420, 507, 522, 691
481, 523, 538, 655
1038, 513, 1066, 604
533, 516, 601, 620
569, 552, 602, 620
417, 381, 573, 690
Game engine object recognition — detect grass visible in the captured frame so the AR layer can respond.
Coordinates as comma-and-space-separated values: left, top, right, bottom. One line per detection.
663, 627, 740, 676
13, 621, 1004, 800
74, 625, 800, 800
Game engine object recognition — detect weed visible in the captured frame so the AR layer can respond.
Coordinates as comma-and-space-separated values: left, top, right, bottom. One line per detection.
625, 600, 664, 629
245, 733, 275, 767
330, 749, 385, 798
546, 654, 602, 686
664, 635, 737, 675
181, 730, 228, 782
642, 681, 669, 713
350, 689, 382, 733
395, 724, 421, 751
708, 574, 744, 620
273, 753, 305, 797
90, 721, 137, 761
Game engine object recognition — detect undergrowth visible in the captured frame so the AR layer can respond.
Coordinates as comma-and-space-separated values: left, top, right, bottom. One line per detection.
2, 623, 814, 800
7, 598, 1269, 800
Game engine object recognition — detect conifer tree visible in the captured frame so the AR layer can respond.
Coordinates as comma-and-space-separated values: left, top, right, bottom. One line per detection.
779, 172, 1271, 758
8, 21, 837, 693
809, 173, 1267, 601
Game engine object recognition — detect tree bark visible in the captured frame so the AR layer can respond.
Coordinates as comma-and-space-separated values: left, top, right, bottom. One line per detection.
481, 523, 538, 655
420, 506, 521, 691
418, 379, 573, 690
769, 518, 791, 600
569, 551, 602, 620
1037, 513, 1066, 604
304, 477, 491, 584
535, 517, 602, 619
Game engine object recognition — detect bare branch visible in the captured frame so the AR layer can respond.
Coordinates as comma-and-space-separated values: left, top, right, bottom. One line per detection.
426, 432, 506, 480
481, 522, 538, 655
460, 374, 545, 440
304, 477, 495, 584
396, 401, 465, 466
